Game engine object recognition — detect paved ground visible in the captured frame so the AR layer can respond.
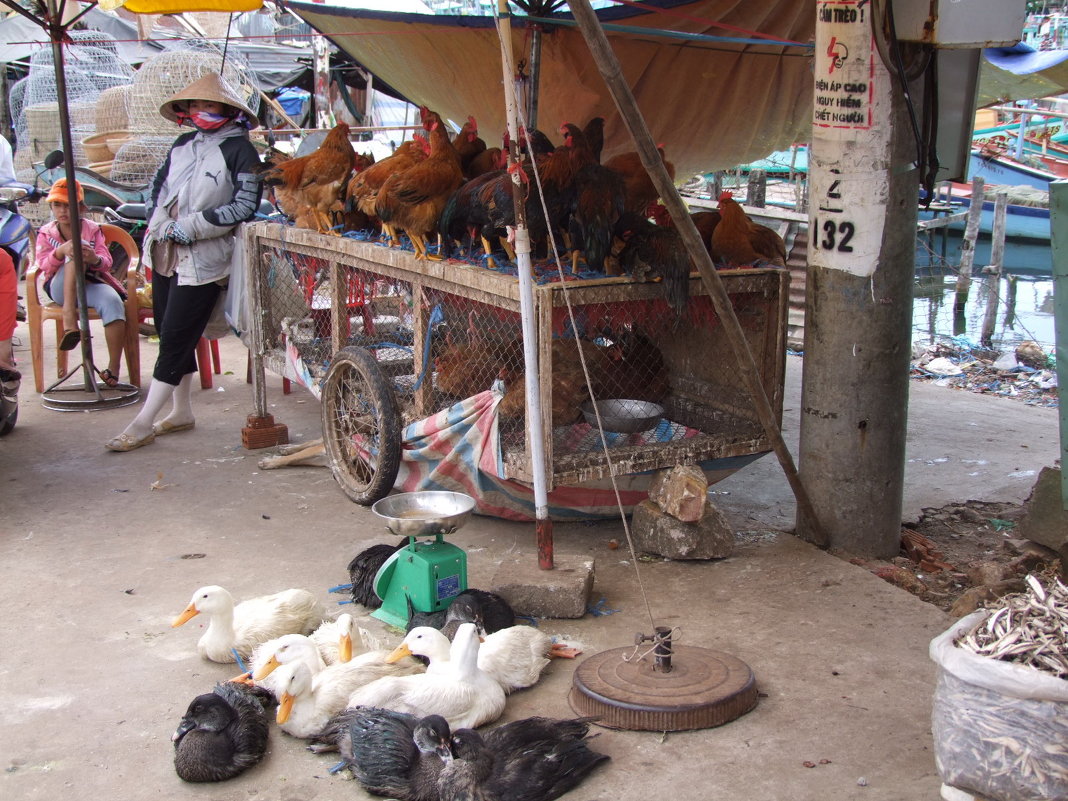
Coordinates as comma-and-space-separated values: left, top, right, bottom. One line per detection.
0, 319, 1060, 801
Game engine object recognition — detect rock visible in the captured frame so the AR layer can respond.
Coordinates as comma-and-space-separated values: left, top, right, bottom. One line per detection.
1015, 340, 1048, 369
1015, 466, 1068, 572
631, 499, 734, 560
949, 578, 1026, 618
647, 465, 708, 523
871, 564, 926, 595
965, 560, 1011, 587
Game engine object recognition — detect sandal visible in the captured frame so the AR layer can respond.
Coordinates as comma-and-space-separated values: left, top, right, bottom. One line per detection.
59, 329, 81, 351
97, 368, 120, 388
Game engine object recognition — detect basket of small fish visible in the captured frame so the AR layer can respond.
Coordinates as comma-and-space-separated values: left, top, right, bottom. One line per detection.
929, 574, 1068, 801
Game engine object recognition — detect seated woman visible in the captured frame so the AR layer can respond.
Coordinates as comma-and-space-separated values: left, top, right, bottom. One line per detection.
35, 178, 128, 387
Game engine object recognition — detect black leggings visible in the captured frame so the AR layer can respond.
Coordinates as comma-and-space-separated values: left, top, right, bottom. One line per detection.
151, 271, 222, 386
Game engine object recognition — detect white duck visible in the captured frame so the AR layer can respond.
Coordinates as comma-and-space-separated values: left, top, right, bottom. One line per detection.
237, 633, 325, 697
346, 623, 506, 730
392, 624, 554, 694
274, 654, 425, 738
309, 612, 358, 664
171, 585, 324, 663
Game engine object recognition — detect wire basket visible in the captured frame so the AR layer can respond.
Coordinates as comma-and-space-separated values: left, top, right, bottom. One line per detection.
95, 85, 130, 133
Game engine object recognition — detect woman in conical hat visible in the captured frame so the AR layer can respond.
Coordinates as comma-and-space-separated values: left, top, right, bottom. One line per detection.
106, 72, 263, 452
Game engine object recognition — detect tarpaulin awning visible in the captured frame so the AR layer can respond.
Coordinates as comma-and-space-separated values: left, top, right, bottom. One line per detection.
284, 0, 816, 179
978, 41, 1068, 107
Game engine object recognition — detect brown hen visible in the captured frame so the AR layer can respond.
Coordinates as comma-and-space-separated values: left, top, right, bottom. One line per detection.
375, 116, 465, 260
262, 122, 355, 234
346, 137, 429, 237
711, 191, 787, 267
604, 145, 676, 215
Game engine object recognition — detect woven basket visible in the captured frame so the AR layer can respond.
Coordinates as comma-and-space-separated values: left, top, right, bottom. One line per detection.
81, 132, 114, 162
106, 132, 133, 157
95, 85, 129, 133
87, 160, 114, 177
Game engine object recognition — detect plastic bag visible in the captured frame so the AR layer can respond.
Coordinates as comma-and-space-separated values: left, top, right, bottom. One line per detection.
930, 612, 1068, 801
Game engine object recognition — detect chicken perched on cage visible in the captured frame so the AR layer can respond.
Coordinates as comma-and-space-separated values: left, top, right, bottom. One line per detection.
453, 115, 486, 178
711, 190, 787, 267
604, 144, 676, 215
346, 136, 429, 239
375, 110, 465, 260
261, 122, 355, 234
561, 122, 625, 275
614, 211, 692, 319
338, 151, 378, 233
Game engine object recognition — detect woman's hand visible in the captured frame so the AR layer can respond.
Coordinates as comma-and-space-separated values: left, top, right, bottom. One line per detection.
80, 243, 101, 267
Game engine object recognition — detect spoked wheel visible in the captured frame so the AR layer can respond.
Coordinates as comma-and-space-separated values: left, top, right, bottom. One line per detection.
321, 346, 402, 505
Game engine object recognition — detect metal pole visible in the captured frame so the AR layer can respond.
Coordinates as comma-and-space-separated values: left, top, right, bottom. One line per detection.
567, 0, 828, 547
797, 1, 917, 556
497, 0, 553, 568
47, 0, 101, 397
527, 24, 542, 132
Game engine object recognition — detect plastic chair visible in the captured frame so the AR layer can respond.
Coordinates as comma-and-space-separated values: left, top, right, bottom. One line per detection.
25, 223, 141, 393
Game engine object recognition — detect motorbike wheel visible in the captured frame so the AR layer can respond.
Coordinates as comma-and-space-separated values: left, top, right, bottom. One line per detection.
0, 372, 18, 436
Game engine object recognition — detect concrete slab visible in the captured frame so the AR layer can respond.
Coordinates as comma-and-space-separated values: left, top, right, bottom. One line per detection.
490, 553, 595, 618
0, 323, 1061, 801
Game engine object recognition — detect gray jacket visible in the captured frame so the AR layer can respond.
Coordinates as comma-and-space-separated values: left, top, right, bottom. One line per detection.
145, 125, 262, 286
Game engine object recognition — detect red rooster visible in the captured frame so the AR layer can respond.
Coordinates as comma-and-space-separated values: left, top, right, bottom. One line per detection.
711, 191, 788, 267
347, 137, 429, 242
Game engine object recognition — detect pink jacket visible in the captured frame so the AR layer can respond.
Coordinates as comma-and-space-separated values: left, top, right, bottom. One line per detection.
36, 219, 125, 297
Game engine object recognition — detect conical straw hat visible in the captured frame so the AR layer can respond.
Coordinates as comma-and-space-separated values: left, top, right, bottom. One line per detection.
159, 72, 259, 129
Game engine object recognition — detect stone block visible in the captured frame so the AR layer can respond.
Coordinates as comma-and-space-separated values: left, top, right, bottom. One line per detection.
648, 465, 709, 523
1016, 466, 1068, 571
631, 499, 734, 560
490, 555, 594, 619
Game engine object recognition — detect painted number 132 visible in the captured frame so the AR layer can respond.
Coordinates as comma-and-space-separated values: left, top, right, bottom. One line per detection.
814, 218, 855, 252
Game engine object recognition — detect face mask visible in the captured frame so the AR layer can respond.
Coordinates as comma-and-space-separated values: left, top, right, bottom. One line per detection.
177, 109, 233, 131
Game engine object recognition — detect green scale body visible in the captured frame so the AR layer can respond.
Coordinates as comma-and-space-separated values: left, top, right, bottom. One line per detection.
371, 533, 468, 629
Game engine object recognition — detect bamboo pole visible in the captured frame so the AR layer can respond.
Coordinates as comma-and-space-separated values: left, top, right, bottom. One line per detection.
954, 176, 985, 320
980, 192, 1008, 348
567, 0, 828, 547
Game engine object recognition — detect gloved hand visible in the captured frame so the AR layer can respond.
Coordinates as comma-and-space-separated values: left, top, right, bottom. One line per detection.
164, 221, 193, 246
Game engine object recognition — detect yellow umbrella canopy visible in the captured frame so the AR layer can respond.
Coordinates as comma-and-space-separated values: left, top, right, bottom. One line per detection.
98, 0, 262, 12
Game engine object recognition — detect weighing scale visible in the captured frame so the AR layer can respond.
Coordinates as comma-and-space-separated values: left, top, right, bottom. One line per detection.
369, 491, 475, 629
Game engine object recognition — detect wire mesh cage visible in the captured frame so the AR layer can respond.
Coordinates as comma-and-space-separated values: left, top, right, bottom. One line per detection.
246, 223, 788, 489
12, 32, 134, 167
115, 41, 261, 186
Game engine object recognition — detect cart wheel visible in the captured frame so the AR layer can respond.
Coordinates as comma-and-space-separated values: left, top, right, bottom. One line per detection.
321, 346, 402, 505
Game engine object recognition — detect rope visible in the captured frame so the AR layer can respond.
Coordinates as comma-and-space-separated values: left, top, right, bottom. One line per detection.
621, 626, 682, 664
494, 9, 658, 633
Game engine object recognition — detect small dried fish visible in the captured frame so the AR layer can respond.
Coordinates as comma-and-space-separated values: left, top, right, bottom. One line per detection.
953, 574, 1068, 679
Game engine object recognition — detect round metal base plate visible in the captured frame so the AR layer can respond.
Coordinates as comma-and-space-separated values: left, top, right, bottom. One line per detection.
568, 644, 758, 731
42, 380, 140, 412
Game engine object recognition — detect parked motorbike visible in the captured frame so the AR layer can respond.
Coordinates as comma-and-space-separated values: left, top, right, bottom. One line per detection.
34, 150, 150, 211
0, 182, 42, 279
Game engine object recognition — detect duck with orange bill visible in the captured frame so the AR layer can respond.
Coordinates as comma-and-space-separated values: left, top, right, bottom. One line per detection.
171, 585, 324, 663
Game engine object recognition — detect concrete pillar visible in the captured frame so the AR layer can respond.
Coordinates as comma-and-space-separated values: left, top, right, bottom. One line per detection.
796, 2, 918, 557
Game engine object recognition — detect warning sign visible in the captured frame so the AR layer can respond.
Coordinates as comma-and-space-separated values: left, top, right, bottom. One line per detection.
809, 0, 890, 278
813, 0, 874, 130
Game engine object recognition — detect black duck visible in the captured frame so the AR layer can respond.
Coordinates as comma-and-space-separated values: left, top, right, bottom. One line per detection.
437, 718, 609, 801
172, 682, 273, 782
348, 537, 409, 609
338, 707, 452, 801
